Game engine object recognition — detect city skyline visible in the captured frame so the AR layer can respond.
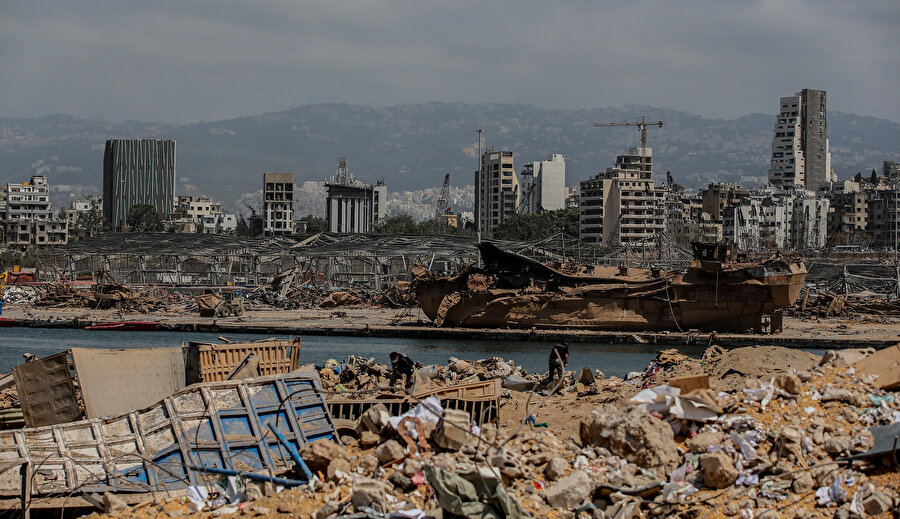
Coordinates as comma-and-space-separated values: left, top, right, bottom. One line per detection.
0, 1, 897, 123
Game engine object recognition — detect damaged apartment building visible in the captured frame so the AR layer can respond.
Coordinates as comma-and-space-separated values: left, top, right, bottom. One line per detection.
0, 175, 68, 251
699, 183, 829, 251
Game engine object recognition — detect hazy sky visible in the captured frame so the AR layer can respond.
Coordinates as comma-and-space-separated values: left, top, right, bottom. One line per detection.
1, 1, 898, 123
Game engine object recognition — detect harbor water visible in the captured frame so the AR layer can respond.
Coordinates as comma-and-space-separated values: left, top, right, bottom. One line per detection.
0, 328, 829, 377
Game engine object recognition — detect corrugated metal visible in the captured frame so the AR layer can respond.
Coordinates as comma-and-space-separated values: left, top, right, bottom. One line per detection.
12, 352, 81, 428
71, 347, 185, 419
0, 374, 335, 496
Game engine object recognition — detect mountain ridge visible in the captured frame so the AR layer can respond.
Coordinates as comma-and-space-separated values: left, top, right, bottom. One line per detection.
2, 103, 897, 208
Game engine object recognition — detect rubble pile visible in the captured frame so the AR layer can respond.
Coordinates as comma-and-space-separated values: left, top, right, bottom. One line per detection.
794, 291, 846, 317
314, 354, 541, 395
0, 285, 38, 304
791, 288, 900, 320
241, 267, 416, 311
89, 346, 900, 519
243, 281, 377, 311
30, 282, 175, 313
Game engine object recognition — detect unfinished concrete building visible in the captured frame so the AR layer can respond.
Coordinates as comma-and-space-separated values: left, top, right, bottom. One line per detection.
519, 154, 565, 214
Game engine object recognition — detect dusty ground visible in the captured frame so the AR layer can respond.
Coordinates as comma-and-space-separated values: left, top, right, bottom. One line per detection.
75, 348, 900, 519
499, 345, 823, 441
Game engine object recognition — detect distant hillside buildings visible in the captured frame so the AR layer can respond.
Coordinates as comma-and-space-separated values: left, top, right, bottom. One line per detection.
103, 139, 176, 229
571, 87, 900, 251
4, 87, 897, 254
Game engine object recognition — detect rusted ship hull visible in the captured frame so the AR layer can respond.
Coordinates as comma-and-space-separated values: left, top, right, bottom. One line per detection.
414, 243, 806, 332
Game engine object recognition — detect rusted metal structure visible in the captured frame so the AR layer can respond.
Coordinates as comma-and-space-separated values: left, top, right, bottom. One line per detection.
36, 232, 477, 288
415, 242, 806, 332
329, 378, 501, 426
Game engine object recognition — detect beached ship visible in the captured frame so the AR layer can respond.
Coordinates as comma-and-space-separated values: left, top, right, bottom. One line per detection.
414, 242, 806, 332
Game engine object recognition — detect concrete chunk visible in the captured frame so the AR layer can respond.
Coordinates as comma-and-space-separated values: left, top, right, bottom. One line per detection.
433, 408, 470, 450
357, 403, 391, 434
700, 452, 738, 489
544, 470, 593, 509
579, 404, 679, 474
375, 439, 405, 465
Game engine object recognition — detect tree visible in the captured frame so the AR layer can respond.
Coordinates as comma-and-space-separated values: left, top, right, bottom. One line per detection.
375, 213, 419, 234
870, 169, 878, 184
416, 218, 455, 235
126, 204, 163, 232
490, 208, 580, 241
298, 214, 326, 233
71, 196, 104, 241
854, 172, 863, 183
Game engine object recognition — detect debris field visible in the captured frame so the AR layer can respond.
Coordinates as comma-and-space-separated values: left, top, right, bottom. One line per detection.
71, 344, 900, 519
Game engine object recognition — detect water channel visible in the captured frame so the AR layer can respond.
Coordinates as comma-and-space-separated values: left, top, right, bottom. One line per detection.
0, 328, 830, 377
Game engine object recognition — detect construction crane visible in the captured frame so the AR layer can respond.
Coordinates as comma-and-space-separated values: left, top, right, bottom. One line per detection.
435, 174, 450, 220
594, 116, 664, 179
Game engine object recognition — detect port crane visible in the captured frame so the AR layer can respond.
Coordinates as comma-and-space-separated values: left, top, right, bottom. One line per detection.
594, 116, 664, 179
434, 174, 450, 220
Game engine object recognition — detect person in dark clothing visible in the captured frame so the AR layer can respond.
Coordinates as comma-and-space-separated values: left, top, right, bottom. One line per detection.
544, 342, 569, 387
389, 351, 415, 390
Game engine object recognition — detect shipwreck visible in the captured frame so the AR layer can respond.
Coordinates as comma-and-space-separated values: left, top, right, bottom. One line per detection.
414, 242, 806, 332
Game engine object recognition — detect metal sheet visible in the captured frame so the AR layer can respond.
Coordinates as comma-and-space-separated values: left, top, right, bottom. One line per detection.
71, 347, 185, 419
12, 351, 81, 427
0, 373, 335, 496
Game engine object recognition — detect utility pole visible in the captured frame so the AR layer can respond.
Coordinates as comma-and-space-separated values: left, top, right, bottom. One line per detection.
476, 129, 482, 263
894, 179, 899, 298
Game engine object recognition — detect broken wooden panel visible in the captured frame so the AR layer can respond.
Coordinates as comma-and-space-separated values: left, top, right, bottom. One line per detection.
70, 347, 185, 419
328, 378, 501, 425
0, 373, 335, 496
12, 351, 81, 428
184, 338, 300, 384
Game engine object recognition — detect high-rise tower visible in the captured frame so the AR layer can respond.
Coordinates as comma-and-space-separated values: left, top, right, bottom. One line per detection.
475, 150, 518, 235
767, 89, 833, 192
103, 139, 176, 228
